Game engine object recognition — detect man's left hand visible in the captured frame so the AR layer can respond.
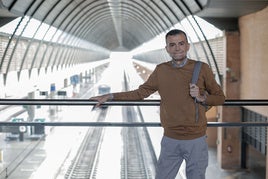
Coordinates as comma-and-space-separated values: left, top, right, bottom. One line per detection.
189, 84, 206, 102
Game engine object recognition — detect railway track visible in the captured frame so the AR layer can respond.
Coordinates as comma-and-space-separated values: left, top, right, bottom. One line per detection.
62, 105, 156, 179
121, 106, 156, 179
64, 109, 108, 179
120, 71, 157, 178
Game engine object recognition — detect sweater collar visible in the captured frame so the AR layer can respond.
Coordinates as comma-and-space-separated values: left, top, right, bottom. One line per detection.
171, 57, 188, 68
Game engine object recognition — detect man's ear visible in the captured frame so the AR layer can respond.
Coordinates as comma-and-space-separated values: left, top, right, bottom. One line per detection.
186, 43, 190, 51
165, 45, 168, 53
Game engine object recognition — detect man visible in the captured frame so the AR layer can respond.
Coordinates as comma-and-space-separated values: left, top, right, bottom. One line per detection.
90, 29, 225, 179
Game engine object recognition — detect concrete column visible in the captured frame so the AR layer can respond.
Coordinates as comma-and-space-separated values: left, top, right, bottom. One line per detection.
217, 31, 241, 169
206, 107, 218, 147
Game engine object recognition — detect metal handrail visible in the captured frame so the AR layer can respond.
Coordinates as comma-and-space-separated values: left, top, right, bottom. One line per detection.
0, 121, 268, 127
0, 99, 267, 127
0, 99, 268, 106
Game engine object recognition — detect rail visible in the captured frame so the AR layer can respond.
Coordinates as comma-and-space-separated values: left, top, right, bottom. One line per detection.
0, 99, 268, 106
0, 99, 267, 127
1, 121, 268, 127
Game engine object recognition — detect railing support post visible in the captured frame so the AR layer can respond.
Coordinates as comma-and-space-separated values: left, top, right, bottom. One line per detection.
241, 141, 247, 169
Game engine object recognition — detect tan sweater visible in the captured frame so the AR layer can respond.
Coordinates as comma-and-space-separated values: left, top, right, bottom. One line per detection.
112, 59, 225, 140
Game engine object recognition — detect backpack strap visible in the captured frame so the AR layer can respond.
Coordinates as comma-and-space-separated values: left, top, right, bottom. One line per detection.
192, 61, 202, 123
191, 61, 202, 84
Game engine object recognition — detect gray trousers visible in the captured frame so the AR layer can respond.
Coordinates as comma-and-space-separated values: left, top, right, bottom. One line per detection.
155, 135, 208, 179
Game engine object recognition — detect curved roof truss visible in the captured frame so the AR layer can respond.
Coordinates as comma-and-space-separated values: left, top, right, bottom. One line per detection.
2, 0, 207, 50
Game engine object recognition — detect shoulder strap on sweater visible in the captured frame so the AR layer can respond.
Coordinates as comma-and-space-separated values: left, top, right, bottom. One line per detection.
191, 61, 202, 84
192, 61, 202, 123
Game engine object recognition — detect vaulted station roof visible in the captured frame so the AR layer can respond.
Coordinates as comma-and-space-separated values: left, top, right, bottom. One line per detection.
0, 0, 267, 51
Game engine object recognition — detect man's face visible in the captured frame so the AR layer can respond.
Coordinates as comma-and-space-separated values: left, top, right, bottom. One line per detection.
165, 34, 190, 62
